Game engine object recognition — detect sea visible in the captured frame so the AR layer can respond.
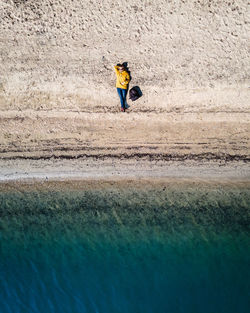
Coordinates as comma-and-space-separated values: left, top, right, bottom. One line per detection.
0, 180, 249, 313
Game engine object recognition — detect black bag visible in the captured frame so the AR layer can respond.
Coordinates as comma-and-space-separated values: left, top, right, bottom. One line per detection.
129, 86, 141, 101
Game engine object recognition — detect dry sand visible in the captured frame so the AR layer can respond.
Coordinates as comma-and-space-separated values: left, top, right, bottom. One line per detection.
0, 0, 249, 181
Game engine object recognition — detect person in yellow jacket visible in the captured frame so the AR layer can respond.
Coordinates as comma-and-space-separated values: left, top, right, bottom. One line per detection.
114, 64, 130, 112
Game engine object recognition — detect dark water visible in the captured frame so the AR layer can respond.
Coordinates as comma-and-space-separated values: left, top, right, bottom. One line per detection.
0, 182, 249, 313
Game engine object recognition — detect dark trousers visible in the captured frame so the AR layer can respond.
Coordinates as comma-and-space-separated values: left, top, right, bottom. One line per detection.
117, 88, 128, 109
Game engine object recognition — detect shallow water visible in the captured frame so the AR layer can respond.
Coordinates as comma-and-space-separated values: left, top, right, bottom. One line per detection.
0, 182, 249, 313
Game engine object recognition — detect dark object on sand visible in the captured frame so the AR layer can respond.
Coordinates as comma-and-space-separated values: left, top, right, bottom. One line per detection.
129, 86, 142, 101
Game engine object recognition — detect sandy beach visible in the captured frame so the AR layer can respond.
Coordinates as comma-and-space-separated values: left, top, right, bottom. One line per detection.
0, 108, 249, 181
0, 0, 249, 181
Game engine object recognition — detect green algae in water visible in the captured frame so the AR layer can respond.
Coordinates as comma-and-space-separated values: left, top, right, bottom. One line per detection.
0, 183, 249, 313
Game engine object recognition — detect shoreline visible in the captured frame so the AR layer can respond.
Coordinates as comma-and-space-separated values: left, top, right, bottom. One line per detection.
0, 158, 249, 184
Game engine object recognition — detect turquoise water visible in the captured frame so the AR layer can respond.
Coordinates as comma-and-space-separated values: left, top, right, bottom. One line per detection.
0, 183, 249, 313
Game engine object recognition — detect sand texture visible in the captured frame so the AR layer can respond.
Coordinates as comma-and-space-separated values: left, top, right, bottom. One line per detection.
0, 0, 249, 178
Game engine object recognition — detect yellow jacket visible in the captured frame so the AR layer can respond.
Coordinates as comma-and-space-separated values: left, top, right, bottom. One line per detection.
114, 66, 130, 89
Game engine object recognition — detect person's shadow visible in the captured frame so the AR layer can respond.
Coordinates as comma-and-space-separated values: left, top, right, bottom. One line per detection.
122, 62, 131, 109
122, 62, 132, 81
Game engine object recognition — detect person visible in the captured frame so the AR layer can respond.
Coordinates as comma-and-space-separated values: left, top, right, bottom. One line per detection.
114, 64, 130, 112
